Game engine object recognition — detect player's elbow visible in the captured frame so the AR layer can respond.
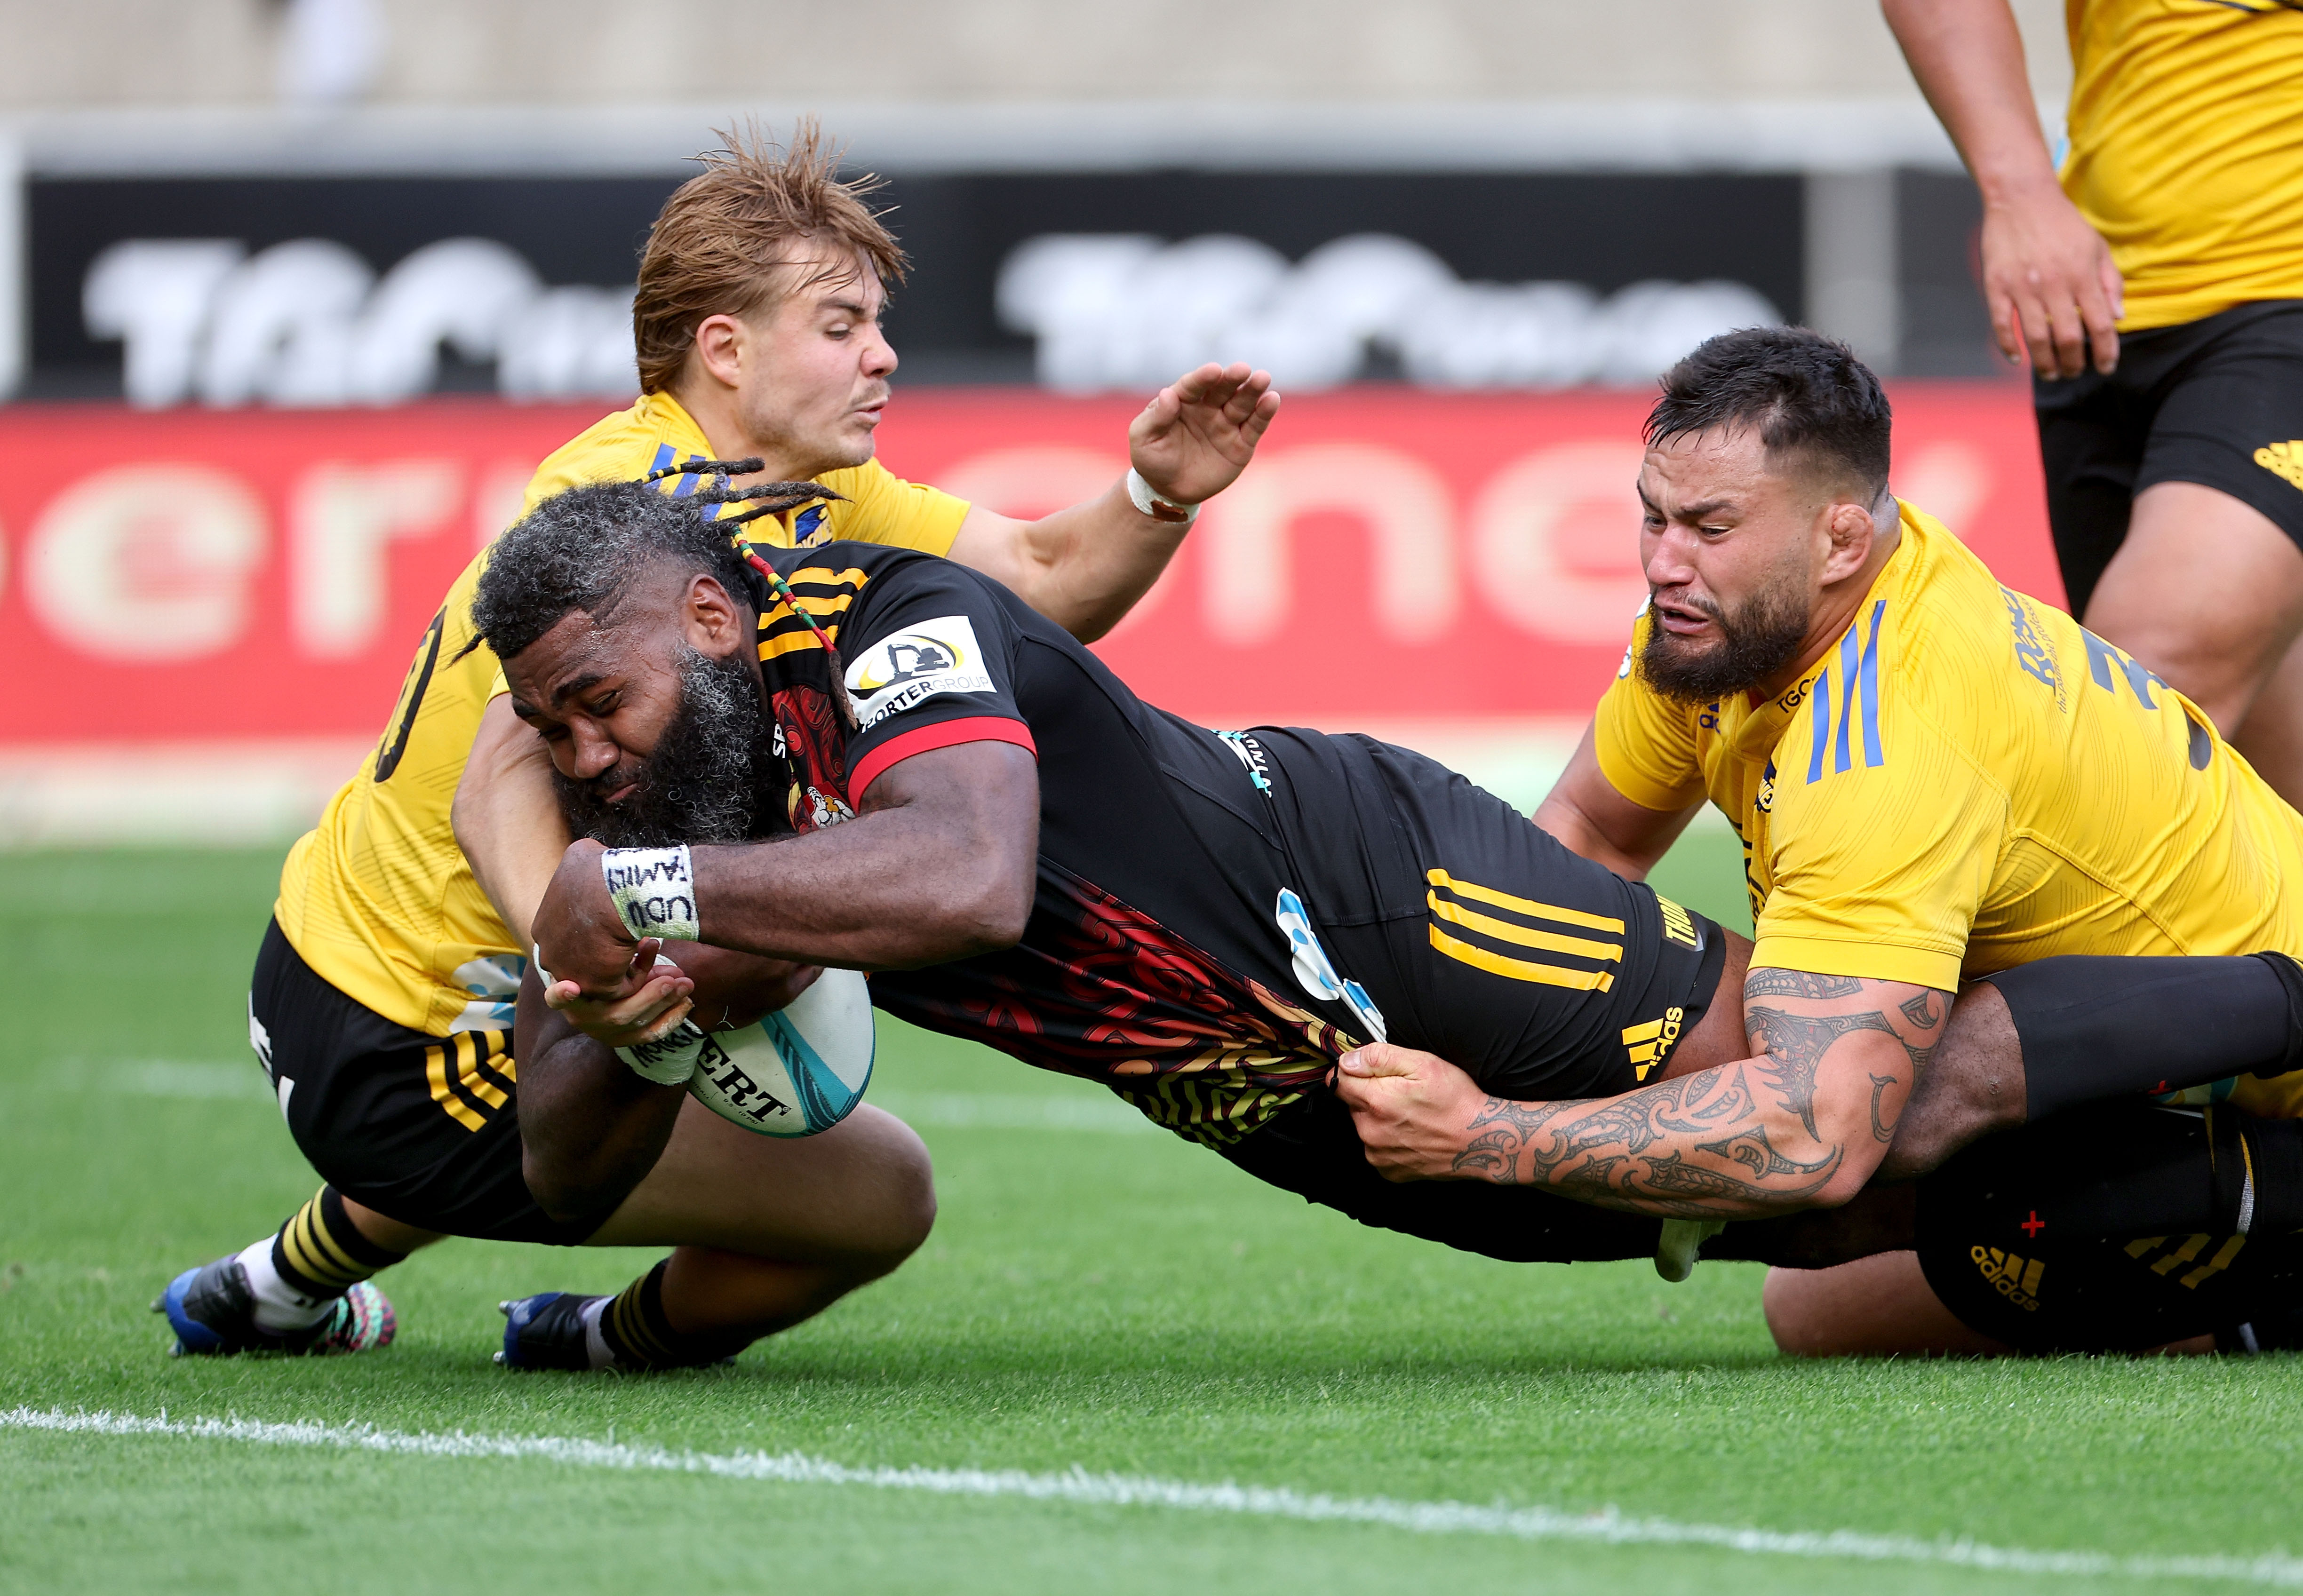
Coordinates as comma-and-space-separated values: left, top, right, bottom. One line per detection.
521, 1149, 614, 1226
943, 863, 1034, 957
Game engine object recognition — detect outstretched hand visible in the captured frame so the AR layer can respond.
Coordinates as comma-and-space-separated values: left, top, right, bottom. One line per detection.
1128, 362, 1281, 507
1333, 1041, 1493, 1183
1983, 181, 2123, 380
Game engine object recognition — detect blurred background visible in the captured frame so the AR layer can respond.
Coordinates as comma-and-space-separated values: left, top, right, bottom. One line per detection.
0, 0, 2070, 847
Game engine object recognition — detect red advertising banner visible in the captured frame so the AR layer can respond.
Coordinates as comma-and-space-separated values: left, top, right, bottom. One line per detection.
0, 386, 2054, 748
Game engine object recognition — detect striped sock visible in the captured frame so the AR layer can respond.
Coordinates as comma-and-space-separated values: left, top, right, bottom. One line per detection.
596, 1260, 745, 1370
270, 1186, 406, 1301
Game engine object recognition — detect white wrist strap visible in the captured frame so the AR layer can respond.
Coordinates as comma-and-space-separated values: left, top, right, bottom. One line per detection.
1126, 468, 1199, 526
616, 1020, 709, 1086
601, 845, 700, 940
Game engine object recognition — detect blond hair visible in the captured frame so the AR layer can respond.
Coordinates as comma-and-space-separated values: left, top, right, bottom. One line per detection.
632, 119, 906, 394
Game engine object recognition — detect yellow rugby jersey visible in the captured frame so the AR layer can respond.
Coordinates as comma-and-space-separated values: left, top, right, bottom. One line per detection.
1596, 504, 2303, 1012
272, 389, 971, 1035
2062, 0, 2303, 330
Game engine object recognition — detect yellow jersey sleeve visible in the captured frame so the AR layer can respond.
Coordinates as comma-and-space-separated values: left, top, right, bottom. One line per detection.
1591, 615, 1708, 812
1752, 684, 2005, 994
813, 459, 969, 556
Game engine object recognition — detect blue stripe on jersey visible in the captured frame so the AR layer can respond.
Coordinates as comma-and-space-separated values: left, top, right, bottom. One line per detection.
1833, 627, 1860, 773
1817, 602, 1888, 780
795, 504, 826, 542
1808, 666, 1832, 784
645, 443, 676, 481
1857, 599, 1885, 767
669, 454, 703, 497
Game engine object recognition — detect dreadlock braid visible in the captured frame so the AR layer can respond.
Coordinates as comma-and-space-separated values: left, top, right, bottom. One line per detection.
737, 544, 859, 731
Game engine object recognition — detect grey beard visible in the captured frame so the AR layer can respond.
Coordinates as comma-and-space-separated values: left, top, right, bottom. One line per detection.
553, 646, 774, 849
1636, 585, 1811, 707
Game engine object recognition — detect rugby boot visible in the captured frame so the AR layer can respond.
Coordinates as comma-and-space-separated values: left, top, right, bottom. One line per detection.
496, 1290, 608, 1370
154, 1255, 396, 1357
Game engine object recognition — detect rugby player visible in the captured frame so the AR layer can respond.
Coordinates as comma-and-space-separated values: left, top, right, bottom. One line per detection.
154, 122, 1279, 1369
1325, 326, 2303, 1355
1884, 0, 2303, 801
485, 460, 2303, 1366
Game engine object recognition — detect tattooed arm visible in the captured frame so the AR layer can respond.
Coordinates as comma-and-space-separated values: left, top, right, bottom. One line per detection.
1334, 968, 1949, 1218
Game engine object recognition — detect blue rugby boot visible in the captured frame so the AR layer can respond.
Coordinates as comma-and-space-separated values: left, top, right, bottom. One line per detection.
155, 1255, 396, 1357
496, 1291, 610, 1370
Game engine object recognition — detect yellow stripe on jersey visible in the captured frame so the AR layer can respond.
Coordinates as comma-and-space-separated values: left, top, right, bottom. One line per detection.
1424, 869, 1626, 934
1427, 925, 1616, 992
271, 390, 968, 1036
1426, 891, 1623, 963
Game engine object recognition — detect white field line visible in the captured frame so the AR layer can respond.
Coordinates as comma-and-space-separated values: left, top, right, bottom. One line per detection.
6, 1406, 2298, 1586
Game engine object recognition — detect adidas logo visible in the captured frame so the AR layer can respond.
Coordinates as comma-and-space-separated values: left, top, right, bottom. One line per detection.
1970, 1245, 2044, 1312
1623, 1007, 1685, 1081
2258, 441, 2303, 494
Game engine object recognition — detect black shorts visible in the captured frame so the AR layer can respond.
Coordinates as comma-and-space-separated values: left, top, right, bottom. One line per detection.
2035, 299, 2303, 618
251, 920, 594, 1244
1914, 1103, 2303, 1353
1259, 729, 1729, 1103
1218, 1088, 1666, 1263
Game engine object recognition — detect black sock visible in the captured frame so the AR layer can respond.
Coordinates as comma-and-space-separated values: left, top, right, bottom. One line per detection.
1984, 953, 2303, 1121
271, 1186, 407, 1299
597, 1259, 749, 1370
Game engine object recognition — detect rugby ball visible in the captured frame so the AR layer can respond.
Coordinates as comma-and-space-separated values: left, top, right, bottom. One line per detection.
686, 966, 876, 1137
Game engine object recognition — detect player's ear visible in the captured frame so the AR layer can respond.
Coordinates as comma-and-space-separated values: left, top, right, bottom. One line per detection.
690, 313, 747, 390
680, 574, 746, 659
1819, 499, 1875, 582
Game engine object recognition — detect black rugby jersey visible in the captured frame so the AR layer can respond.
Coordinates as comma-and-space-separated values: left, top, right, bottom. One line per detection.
745, 540, 1712, 1144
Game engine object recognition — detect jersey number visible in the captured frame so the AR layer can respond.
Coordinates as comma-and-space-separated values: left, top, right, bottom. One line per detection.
374, 608, 446, 783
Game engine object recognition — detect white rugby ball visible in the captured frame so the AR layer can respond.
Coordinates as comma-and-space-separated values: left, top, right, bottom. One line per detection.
686, 967, 876, 1137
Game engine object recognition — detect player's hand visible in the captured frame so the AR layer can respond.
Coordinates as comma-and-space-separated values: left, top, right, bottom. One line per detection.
1128, 362, 1281, 507
532, 838, 695, 1038
1981, 177, 2123, 380
1333, 1042, 1493, 1183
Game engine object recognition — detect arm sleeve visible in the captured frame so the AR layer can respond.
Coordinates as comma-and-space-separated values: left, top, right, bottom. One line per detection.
1591, 614, 1708, 811
838, 560, 1036, 797
822, 460, 971, 557
1752, 706, 2005, 992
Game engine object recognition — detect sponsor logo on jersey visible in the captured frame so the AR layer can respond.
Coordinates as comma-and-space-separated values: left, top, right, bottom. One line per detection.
1971, 1245, 2044, 1312
2256, 441, 2303, 495
1754, 759, 1776, 814
1656, 894, 1701, 949
845, 614, 996, 729
1623, 1006, 1683, 1080
2000, 586, 2065, 709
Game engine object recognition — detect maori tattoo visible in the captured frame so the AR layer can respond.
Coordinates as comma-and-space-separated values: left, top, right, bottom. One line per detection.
1868, 1072, 1901, 1144
1745, 1005, 1899, 1140
1441, 973, 1941, 1219
1742, 969, 1865, 1000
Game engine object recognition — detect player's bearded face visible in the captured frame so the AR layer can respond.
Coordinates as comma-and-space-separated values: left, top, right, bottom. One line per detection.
1637, 559, 1812, 705
552, 645, 774, 848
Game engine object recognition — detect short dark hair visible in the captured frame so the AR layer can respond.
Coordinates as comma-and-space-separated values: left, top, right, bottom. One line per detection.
1645, 326, 1892, 500
470, 481, 755, 663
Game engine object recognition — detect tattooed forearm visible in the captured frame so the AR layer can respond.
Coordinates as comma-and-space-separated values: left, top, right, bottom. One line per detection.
1435, 972, 1944, 1218
1745, 1005, 1897, 1139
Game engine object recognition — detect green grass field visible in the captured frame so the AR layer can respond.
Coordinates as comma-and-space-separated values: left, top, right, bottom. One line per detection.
5, 835, 2301, 1594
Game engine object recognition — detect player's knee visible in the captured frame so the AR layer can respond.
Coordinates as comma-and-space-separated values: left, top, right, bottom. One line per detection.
1761, 1267, 1844, 1357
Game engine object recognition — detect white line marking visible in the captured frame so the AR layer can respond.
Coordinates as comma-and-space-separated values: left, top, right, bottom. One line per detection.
7, 1406, 2298, 1585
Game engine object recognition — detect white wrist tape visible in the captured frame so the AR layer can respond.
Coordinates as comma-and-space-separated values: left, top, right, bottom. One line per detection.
601, 845, 700, 941
616, 1019, 709, 1086
1126, 467, 1200, 526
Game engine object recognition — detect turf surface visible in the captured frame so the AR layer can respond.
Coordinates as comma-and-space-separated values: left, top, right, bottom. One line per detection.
4, 838, 2297, 1594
